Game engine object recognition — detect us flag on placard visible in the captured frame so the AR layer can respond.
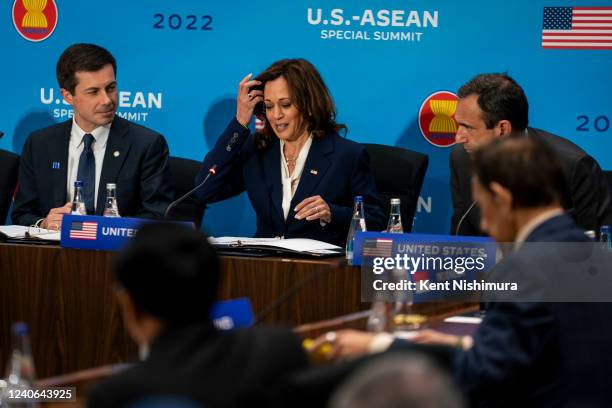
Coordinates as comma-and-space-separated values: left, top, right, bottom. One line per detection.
70, 221, 98, 240
542, 6, 612, 49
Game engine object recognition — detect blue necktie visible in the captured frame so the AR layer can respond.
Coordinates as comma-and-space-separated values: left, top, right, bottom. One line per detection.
76, 133, 96, 214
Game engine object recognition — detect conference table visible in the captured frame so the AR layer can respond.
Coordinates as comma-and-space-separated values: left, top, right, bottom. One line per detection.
0, 241, 360, 378
0, 241, 473, 379
35, 306, 481, 407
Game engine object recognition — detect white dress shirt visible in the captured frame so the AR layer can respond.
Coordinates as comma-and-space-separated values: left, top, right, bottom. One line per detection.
280, 135, 313, 220
66, 118, 110, 209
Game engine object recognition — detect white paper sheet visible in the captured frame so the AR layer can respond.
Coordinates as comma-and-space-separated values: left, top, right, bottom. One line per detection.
209, 236, 342, 253
0, 225, 61, 241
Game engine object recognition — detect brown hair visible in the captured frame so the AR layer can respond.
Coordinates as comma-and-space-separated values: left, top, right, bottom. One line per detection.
458, 73, 529, 131
57, 43, 117, 94
254, 59, 346, 149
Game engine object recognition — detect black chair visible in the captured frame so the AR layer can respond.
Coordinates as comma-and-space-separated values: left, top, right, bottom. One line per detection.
604, 170, 612, 194
167, 156, 206, 228
0, 149, 19, 225
363, 144, 428, 232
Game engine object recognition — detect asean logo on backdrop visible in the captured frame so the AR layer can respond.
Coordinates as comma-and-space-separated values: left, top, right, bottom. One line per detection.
12, 0, 58, 42
418, 91, 458, 148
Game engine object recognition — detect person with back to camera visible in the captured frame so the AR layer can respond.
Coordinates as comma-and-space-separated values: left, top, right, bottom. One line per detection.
195, 59, 385, 246
87, 222, 309, 408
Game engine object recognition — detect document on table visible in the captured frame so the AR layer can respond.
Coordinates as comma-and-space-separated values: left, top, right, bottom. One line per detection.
0, 225, 61, 241
208, 237, 343, 256
443, 316, 483, 324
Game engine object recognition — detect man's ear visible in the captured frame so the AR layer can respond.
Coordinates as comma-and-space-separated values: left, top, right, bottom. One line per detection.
489, 181, 513, 208
497, 120, 513, 137
60, 88, 73, 105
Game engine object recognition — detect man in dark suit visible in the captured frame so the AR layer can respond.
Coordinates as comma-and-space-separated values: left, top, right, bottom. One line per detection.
312, 137, 612, 407
450, 73, 612, 236
87, 222, 309, 408
0, 148, 19, 224
11, 43, 174, 229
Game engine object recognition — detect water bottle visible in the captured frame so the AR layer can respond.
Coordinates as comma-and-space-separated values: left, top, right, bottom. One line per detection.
71, 180, 86, 215
5, 322, 37, 407
103, 183, 121, 217
386, 198, 403, 233
345, 195, 367, 265
366, 294, 388, 333
600, 225, 611, 250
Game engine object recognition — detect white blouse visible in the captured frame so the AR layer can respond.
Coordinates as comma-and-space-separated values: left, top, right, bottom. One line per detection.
280, 135, 313, 220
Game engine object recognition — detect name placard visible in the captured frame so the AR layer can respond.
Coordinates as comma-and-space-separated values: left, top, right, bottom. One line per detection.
353, 231, 495, 266
60, 215, 147, 250
210, 298, 254, 330
355, 231, 497, 303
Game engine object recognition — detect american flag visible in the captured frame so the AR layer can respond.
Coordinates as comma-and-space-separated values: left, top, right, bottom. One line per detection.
542, 7, 612, 49
362, 238, 393, 258
69, 221, 98, 240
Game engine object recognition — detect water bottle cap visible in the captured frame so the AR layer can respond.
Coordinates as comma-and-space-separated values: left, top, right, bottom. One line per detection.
390, 198, 401, 205
74, 180, 83, 188
601, 225, 611, 233
11, 322, 29, 335
354, 195, 364, 203
106, 183, 117, 189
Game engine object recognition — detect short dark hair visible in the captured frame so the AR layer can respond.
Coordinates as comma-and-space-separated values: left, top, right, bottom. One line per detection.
471, 137, 565, 208
458, 73, 529, 131
56, 43, 117, 94
114, 223, 219, 325
254, 58, 347, 149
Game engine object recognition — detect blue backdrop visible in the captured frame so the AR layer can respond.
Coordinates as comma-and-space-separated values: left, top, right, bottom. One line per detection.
3, 0, 611, 235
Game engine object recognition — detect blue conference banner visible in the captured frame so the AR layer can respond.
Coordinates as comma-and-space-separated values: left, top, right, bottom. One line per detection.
3, 0, 612, 236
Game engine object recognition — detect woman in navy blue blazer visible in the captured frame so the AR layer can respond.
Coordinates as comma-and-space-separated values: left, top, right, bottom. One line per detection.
196, 59, 385, 245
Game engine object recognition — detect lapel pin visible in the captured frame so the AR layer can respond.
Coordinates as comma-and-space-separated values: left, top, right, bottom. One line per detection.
113, 151, 120, 157
310, 169, 318, 175
51, 162, 60, 169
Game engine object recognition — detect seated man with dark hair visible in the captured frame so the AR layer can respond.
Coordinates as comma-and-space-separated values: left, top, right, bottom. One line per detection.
87, 223, 309, 408
12, 43, 174, 230
451, 73, 612, 236
312, 137, 612, 407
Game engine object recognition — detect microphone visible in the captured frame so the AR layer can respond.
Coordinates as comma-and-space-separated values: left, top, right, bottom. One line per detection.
455, 200, 476, 236
164, 165, 217, 220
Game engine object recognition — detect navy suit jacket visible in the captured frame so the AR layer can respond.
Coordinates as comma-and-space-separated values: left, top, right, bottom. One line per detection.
195, 119, 385, 245
11, 116, 175, 226
450, 128, 612, 235
393, 214, 612, 407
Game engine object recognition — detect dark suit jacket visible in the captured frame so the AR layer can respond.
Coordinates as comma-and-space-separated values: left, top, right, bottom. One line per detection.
0, 148, 19, 224
195, 118, 385, 245
11, 116, 174, 226
392, 214, 612, 407
87, 324, 309, 408
450, 128, 612, 235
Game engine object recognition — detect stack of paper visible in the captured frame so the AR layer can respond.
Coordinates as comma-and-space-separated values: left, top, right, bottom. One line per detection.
209, 237, 343, 256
